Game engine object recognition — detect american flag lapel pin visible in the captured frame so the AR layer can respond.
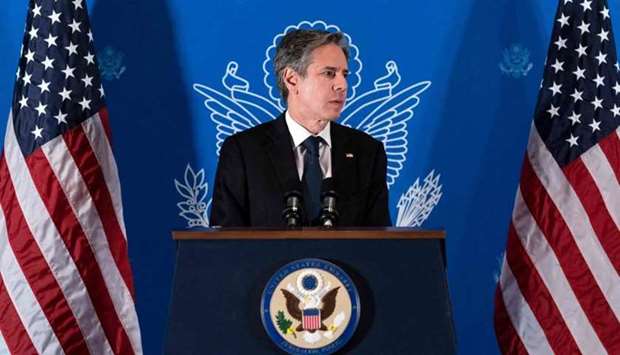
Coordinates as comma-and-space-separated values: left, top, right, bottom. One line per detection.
345, 153, 354, 158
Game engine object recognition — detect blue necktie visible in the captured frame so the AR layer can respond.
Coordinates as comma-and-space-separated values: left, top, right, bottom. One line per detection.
302, 136, 322, 223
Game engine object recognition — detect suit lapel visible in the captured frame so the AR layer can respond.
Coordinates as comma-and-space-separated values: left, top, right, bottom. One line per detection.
330, 122, 357, 198
264, 114, 299, 193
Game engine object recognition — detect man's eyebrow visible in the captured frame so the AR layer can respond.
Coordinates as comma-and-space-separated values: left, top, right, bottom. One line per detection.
322, 66, 349, 72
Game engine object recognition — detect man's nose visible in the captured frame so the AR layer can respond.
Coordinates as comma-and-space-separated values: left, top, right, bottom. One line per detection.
333, 73, 347, 92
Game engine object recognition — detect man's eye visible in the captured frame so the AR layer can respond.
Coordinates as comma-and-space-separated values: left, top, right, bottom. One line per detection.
323, 71, 336, 77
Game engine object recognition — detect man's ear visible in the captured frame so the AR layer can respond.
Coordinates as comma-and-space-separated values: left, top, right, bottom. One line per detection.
283, 67, 298, 94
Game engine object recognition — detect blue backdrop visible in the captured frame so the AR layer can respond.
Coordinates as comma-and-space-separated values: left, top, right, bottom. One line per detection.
2, 0, 618, 353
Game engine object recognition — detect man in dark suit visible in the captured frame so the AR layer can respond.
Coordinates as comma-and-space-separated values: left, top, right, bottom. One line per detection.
210, 29, 391, 227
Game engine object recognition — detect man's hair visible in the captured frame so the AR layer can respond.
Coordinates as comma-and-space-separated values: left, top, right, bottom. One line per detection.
274, 29, 349, 101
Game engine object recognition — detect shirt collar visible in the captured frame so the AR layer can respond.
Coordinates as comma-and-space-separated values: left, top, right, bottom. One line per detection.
285, 111, 332, 148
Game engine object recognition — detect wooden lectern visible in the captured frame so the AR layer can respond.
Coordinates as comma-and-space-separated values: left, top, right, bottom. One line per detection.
165, 228, 456, 354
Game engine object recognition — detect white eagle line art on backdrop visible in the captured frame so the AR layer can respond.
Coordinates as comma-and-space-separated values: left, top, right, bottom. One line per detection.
175, 20, 443, 228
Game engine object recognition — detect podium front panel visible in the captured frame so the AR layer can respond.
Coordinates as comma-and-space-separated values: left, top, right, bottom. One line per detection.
165, 236, 456, 354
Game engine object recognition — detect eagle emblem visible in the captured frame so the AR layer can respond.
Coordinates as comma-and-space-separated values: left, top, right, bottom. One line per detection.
261, 259, 360, 354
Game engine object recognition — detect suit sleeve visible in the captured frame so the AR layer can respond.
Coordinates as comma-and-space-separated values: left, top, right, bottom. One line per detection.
209, 136, 249, 227
365, 141, 392, 226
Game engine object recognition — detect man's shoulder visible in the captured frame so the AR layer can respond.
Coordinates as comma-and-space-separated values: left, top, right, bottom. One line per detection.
331, 121, 383, 149
224, 118, 281, 146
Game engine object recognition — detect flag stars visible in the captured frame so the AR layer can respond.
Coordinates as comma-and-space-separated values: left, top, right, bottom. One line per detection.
25, 49, 35, 63
22, 72, 32, 85
578, 20, 590, 35
28, 26, 39, 40
589, 119, 601, 132
44, 34, 58, 48
37, 79, 51, 94
591, 96, 603, 110
42, 56, 55, 70
575, 44, 588, 57
84, 52, 95, 65
598, 29, 610, 42
595, 51, 607, 65
61, 65, 75, 79
82, 74, 93, 87
549, 82, 562, 96
69, 19, 81, 33
600, 7, 610, 20
34, 102, 47, 116
48, 10, 61, 24
87, 30, 94, 42
98, 85, 105, 97
32, 4, 42, 17
54, 110, 68, 124
557, 13, 570, 28
59, 88, 72, 102
613, 82, 620, 95
65, 42, 78, 56
611, 104, 620, 117
593, 74, 605, 87
73, 0, 84, 10
31, 126, 44, 139
18, 96, 29, 109
548, 104, 560, 118
566, 134, 579, 147
570, 89, 583, 102
554, 36, 568, 50
78, 97, 91, 110
580, 0, 592, 12
567, 111, 581, 125
551, 59, 564, 73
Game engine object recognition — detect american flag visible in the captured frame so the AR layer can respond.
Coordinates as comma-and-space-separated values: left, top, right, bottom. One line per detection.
0, 1, 142, 354
494, 0, 620, 353
302, 308, 321, 330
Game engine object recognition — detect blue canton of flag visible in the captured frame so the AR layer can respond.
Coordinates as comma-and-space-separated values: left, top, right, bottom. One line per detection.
535, 0, 620, 164
13, 0, 104, 155
0, 1, 142, 354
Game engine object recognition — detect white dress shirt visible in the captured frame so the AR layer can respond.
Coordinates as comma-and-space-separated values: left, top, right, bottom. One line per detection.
285, 111, 332, 180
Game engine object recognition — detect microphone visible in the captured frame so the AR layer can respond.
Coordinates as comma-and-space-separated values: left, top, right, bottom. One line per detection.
282, 181, 304, 228
319, 178, 339, 228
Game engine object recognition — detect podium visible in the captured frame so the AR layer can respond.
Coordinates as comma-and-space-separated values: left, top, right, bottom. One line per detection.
165, 228, 456, 354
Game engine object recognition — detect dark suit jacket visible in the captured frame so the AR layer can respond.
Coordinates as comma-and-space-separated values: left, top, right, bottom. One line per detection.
210, 114, 391, 227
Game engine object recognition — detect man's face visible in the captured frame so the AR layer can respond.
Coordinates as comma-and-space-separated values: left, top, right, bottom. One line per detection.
288, 44, 348, 126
